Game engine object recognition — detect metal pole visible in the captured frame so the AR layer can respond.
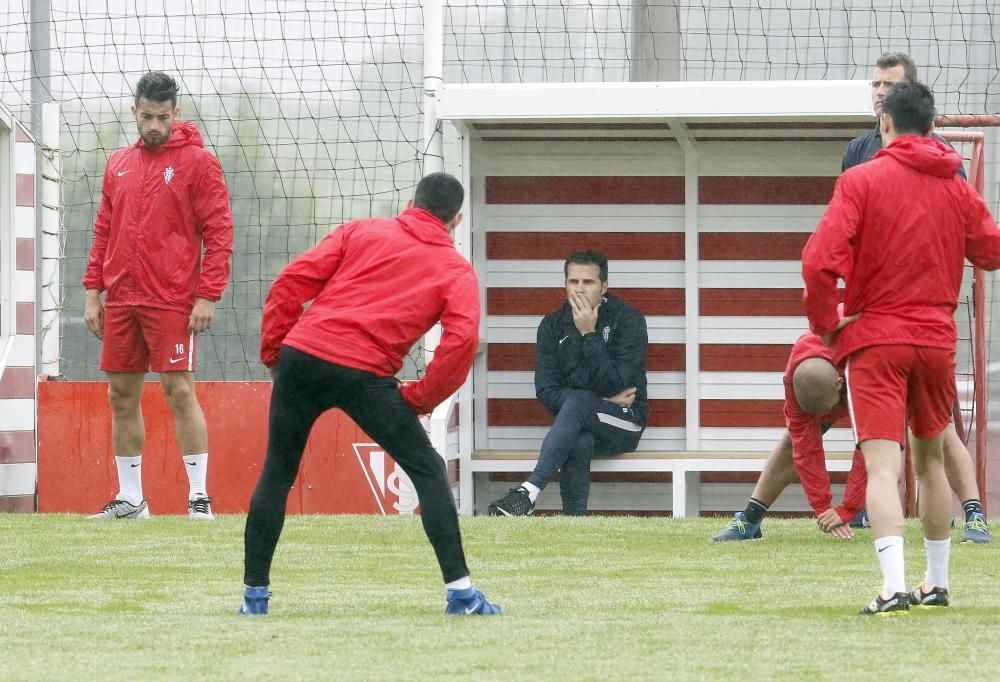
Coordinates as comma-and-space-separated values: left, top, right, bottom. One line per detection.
30, 0, 52, 374
421, 0, 445, 364
422, 0, 444, 176
972, 145, 988, 515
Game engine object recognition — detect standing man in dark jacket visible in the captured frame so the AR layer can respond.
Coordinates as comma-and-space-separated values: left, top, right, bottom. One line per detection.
843, 51, 965, 179
241, 172, 500, 617
489, 250, 648, 516
83, 71, 233, 521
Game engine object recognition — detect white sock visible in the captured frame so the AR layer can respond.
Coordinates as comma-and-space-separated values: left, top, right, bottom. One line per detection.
182, 453, 209, 499
522, 481, 541, 503
446, 576, 472, 591
874, 535, 906, 596
115, 455, 143, 504
924, 537, 951, 590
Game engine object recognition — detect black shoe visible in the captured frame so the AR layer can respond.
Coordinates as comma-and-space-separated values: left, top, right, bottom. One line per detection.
860, 591, 910, 616
908, 584, 949, 608
488, 486, 535, 516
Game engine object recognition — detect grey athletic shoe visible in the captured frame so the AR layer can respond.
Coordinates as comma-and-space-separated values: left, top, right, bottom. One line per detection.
961, 513, 990, 544
188, 495, 214, 520
89, 497, 150, 520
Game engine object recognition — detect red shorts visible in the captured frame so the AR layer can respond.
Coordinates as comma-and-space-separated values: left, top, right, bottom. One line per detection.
100, 306, 196, 373
845, 345, 955, 445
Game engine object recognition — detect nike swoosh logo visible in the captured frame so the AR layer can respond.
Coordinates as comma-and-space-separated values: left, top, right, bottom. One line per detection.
117, 170, 131, 176
464, 605, 479, 615
168, 357, 187, 364
186, 461, 197, 466
559, 335, 570, 344
877, 546, 889, 553
129, 463, 141, 468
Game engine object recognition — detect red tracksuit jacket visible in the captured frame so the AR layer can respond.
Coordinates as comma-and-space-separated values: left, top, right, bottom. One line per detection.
802, 135, 1000, 361
83, 121, 233, 311
783, 333, 866, 522
260, 207, 480, 415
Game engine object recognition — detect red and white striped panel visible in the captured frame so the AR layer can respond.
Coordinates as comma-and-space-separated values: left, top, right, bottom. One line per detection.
479, 162, 854, 454
0, 122, 37, 511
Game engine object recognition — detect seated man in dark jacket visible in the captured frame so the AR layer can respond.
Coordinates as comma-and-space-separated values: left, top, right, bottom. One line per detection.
489, 250, 648, 516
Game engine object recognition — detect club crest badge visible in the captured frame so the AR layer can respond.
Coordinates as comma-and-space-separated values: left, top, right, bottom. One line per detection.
163, 166, 175, 184
352, 442, 419, 515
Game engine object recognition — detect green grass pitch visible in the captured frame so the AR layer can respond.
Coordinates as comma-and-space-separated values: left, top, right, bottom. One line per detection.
1, 514, 996, 680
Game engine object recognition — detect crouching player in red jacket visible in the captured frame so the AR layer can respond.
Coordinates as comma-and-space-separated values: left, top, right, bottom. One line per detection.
803, 82, 1000, 615
713, 328, 982, 543
712, 332, 867, 542
240, 172, 500, 617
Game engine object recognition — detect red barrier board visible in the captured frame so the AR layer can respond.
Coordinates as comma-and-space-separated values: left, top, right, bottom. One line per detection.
37, 381, 420, 515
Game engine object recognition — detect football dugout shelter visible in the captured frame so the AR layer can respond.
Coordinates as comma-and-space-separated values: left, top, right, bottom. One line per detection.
431, 79, 992, 516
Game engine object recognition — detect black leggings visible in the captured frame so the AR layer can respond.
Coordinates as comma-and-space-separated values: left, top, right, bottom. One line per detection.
243, 345, 469, 586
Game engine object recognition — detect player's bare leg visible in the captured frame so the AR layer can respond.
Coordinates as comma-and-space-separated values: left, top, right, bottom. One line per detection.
909, 430, 951, 607
858, 438, 909, 615
161, 370, 213, 518
90, 372, 150, 519
941, 424, 990, 543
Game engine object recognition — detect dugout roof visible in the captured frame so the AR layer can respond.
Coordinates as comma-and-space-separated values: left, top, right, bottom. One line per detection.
435, 80, 874, 139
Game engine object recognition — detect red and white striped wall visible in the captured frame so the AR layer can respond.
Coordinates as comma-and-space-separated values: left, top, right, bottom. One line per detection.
468, 127, 866, 463
0, 106, 38, 512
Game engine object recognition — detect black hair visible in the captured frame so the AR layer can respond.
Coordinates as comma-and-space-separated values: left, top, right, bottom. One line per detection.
134, 71, 179, 108
875, 52, 918, 83
413, 172, 464, 223
564, 250, 609, 282
882, 81, 936, 136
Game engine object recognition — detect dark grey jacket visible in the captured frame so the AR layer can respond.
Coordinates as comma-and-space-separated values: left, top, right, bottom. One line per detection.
534, 293, 649, 426
842, 123, 967, 178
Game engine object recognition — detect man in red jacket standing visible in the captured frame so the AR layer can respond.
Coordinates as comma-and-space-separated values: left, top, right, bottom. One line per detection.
240, 172, 501, 617
83, 71, 233, 521
802, 82, 1000, 615
842, 52, 987, 544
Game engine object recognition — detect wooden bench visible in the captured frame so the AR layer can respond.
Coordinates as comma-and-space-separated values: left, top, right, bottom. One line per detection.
469, 449, 855, 517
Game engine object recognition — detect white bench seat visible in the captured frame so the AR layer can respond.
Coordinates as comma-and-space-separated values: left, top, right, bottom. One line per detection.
470, 449, 854, 517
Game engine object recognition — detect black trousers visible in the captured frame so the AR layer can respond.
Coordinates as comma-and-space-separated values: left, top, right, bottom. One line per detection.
243, 346, 469, 586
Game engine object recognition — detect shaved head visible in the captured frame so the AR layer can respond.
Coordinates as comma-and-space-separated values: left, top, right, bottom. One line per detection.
793, 357, 842, 416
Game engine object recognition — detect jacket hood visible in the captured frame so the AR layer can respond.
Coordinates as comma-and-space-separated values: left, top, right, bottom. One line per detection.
877, 135, 962, 178
396, 207, 454, 247
137, 120, 205, 150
